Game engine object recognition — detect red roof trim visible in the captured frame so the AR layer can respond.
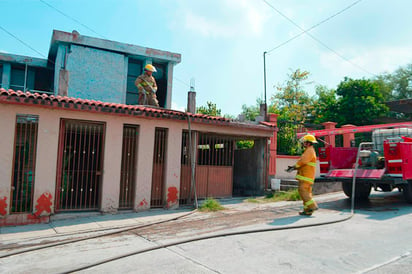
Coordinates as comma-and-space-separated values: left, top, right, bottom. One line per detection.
259, 121, 277, 128
0, 89, 275, 131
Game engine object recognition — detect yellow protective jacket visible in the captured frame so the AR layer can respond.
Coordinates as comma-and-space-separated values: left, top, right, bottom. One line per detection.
294, 145, 317, 184
135, 74, 157, 94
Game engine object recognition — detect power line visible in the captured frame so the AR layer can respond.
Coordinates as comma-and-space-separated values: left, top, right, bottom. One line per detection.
39, 0, 190, 93
174, 77, 191, 88
266, 0, 363, 54
263, 0, 375, 76
39, 0, 107, 40
0, 25, 75, 92
0, 24, 188, 104
0, 25, 46, 58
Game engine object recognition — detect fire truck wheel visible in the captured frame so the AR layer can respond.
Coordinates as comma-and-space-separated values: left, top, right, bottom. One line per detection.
402, 181, 412, 204
342, 181, 371, 200
377, 184, 392, 192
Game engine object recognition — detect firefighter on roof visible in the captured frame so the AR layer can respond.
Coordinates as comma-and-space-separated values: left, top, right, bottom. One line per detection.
286, 134, 319, 216
135, 64, 159, 107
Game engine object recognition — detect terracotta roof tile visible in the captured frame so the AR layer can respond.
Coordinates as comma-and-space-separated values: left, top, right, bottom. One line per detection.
0, 88, 275, 131
259, 121, 277, 128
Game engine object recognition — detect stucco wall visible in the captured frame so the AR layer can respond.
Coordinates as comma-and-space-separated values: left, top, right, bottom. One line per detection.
0, 104, 190, 217
233, 139, 266, 196
164, 127, 182, 209
0, 102, 274, 224
65, 45, 126, 103
276, 155, 321, 179
134, 123, 155, 211
34, 114, 60, 214
100, 120, 123, 212
0, 109, 15, 216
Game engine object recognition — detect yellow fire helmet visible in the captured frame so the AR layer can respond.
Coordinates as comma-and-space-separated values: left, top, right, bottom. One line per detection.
144, 64, 157, 72
300, 134, 318, 144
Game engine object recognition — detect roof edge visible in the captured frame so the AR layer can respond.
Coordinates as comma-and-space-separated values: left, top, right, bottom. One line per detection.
0, 89, 275, 133
49, 30, 181, 64
0, 52, 48, 67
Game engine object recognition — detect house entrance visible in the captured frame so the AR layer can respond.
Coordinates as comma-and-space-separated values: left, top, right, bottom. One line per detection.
10, 115, 39, 213
119, 125, 139, 209
55, 119, 105, 211
151, 128, 168, 207
180, 132, 234, 205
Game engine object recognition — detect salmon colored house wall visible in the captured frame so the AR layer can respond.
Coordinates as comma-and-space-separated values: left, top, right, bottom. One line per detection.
0, 97, 275, 226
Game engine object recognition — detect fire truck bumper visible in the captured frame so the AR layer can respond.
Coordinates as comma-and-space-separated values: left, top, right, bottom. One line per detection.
326, 169, 386, 179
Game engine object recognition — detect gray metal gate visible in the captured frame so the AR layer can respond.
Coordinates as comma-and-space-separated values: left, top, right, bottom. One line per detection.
10, 115, 39, 213
151, 128, 168, 207
119, 125, 138, 209
55, 120, 105, 211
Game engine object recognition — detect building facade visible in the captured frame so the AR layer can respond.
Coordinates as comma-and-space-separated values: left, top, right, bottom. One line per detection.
0, 89, 276, 226
0, 30, 181, 108
0, 30, 277, 226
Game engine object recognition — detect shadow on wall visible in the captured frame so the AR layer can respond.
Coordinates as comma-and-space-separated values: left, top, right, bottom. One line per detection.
233, 139, 266, 196
276, 156, 320, 179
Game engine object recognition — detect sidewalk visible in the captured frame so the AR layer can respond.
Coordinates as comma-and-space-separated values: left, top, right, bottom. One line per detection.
0, 192, 346, 244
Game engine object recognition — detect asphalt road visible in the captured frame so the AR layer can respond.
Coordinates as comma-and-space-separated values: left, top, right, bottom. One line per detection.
1, 190, 412, 274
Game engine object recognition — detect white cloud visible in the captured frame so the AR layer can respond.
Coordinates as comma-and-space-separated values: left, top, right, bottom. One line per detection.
171, 101, 186, 112
183, 12, 232, 38
233, 0, 269, 36
320, 46, 412, 78
178, 0, 270, 38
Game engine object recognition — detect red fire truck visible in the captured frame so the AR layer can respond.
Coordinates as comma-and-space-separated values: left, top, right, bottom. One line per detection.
299, 123, 412, 203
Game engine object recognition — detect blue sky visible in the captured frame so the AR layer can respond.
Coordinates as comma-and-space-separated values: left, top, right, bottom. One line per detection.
1, 0, 412, 116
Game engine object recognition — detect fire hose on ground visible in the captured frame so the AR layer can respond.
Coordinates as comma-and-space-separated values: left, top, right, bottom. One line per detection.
1, 114, 362, 273
62, 143, 363, 273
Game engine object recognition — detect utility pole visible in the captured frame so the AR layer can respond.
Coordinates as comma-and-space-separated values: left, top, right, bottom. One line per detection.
263, 51, 267, 121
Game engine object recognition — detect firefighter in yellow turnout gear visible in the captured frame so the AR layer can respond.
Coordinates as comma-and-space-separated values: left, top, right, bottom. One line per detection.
135, 64, 159, 107
286, 134, 319, 216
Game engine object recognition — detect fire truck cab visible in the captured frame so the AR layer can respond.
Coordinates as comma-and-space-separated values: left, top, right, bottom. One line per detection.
317, 127, 412, 203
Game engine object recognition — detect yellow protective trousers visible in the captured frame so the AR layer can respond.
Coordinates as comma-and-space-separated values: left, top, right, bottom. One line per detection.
298, 180, 318, 212
138, 92, 159, 106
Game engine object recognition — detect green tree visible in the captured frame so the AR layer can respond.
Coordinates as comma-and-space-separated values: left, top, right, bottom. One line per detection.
240, 98, 263, 121
270, 69, 314, 123
335, 77, 389, 126
236, 140, 254, 149
197, 101, 221, 117
390, 64, 412, 99
270, 69, 314, 155
371, 63, 412, 101
373, 74, 394, 101
223, 114, 236, 119
312, 85, 339, 124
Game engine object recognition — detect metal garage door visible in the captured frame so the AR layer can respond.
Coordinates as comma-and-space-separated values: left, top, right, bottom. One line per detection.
180, 132, 234, 205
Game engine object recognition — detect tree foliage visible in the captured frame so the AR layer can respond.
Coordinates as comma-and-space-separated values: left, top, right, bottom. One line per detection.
197, 101, 222, 117
312, 85, 339, 124
390, 64, 412, 99
270, 69, 314, 155
372, 63, 412, 101
240, 98, 263, 121
335, 77, 389, 126
236, 140, 254, 149
372, 74, 394, 101
232, 63, 412, 155
271, 69, 314, 123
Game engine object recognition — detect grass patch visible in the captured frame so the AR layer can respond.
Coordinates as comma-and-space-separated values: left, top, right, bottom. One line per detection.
198, 198, 225, 212
246, 189, 301, 203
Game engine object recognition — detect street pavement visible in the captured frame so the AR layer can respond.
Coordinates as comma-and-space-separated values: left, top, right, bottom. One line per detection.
0, 191, 412, 274
0, 192, 344, 244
